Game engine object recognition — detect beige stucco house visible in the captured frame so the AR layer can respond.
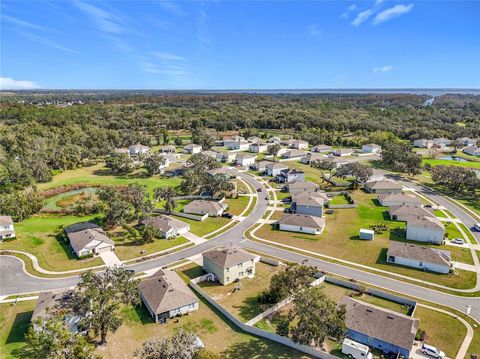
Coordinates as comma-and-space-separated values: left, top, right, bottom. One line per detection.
202, 247, 257, 285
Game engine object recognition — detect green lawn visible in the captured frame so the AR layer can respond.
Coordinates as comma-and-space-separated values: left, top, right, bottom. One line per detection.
113, 236, 189, 261
42, 187, 98, 211
445, 222, 464, 241
458, 223, 477, 244
0, 214, 103, 271
255, 190, 475, 289
224, 196, 251, 216
434, 209, 447, 218
38, 163, 182, 194
329, 193, 350, 205
173, 216, 230, 237
283, 161, 350, 190
0, 301, 35, 359
422, 158, 480, 169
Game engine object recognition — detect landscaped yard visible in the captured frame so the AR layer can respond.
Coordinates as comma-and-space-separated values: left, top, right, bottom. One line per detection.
37, 163, 182, 194
283, 161, 350, 190
422, 158, 480, 170
0, 214, 104, 271
0, 301, 34, 359
173, 216, 231, 237
113, 236, 190, 261
197, 262, 282, 322
253, 190, 476, 289
329, 193, 350, 205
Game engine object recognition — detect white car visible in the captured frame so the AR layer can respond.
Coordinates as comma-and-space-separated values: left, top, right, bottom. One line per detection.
421, 344, 445, 359
474, 223, 480, 231
451, 238, 464, 245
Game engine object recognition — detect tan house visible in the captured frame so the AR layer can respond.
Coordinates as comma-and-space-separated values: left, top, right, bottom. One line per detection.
276, 214, 326, 235
138, 269, 199, 323
183, 200, 227, 217
364, 180, 403, 194
64, 222, 114, 258
202, 247, 257, 285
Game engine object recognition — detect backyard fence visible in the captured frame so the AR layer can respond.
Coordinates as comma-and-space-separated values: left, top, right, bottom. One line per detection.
153, 209, 208, 222
325, 191, 357, 209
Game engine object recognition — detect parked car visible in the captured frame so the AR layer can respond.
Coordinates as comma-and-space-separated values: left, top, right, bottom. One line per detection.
474, 223, 480, 231
257, 188, 262, 192
222, 212, 233, 219
451, 238, 464, 245
265, 196, 269, 200
421, 344, 445, 359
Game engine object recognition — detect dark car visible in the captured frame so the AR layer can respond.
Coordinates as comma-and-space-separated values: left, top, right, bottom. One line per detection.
222, 212, 233, 219
257, 188, 262, 192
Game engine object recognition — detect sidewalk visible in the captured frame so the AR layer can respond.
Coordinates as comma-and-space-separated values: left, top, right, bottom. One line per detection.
183, 232, 207, 245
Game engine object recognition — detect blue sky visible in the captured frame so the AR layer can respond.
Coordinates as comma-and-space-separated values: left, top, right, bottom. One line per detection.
1, 0, 479, 89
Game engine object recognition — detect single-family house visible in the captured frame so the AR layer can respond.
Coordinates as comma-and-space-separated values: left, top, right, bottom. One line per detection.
129, 144, 150, 156
456, 137, 477, 147
202, 150, 218, 159
265, 162, 289, 176
64, 222, 114, 258
287, 181, 320, 195
341, 297, 419, 358
300, 153, 329, 164
183, 200, 227, 217
368, 169, 385, 182
281, 138, 295, 146
202, 247, 257, 285
184, 143, 202, 154
388, 204, 434, 222
361, 143, 382, 154
223, 135, 245, 148
115, 147, 130, 155
268, 136, 281, 144
216, 151, 236, 163
387, 241, 452, 274
281, 150, 307, 159
464, 146, 480, 157
0, 215, 15, 240
160, 145, 176, 153
291, 190, 329, 203
377, 193, 421, 207
249, 143, 269, 153
433, 138, 451, 148
138, 269, 199, 323
406, 216, 445, 244
290, 194, 325, 217
247, 136, 262, 144
140, 215, 190, 239
332, 148, 354, 157
235, 153, 257, 167
413, 139, 433, 148
229, 141, 250, 151
364, 180, 403, 194
32, 290, 81, 333
291, 140, 309, 149
275, 168, 305, 183
276, 214, 326, 234
252, 160, 272, 172
311, 145, 332, 153
207, 167, 230, 179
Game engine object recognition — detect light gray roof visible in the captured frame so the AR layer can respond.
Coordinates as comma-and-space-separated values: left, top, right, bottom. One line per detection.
364, 180, 403, 191
130, 143, 149, 149
67, 227, 113, 251
138, 269, 198, 315
295, 195, 325, 207
265, 162, 288, 170
283, 150, 307, 157
184, 200, 224, 213
277, 214, 325, 229
341, 297, 419, 350
292, 190, 329, 202
407, 216, 445, 230
0, 216, 13, 226
184, 143, 202, 149
387, 241, 451, 266
141, 215, 189, 233
363, 143, 381, 148
378, 193, 421, 205
203, 247, 256, 269
32, 290, 74, 322
236, 153, 256, 159
288, 181, 319, 190
389, 205, 434, 219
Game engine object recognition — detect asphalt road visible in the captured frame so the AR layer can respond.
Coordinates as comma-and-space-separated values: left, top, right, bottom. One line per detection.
2, 168, 480, 323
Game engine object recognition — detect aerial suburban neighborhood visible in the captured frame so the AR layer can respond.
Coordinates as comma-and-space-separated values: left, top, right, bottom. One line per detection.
1, 1, 480, 358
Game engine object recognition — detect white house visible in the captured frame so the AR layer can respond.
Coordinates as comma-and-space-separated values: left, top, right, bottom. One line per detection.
387, 242, 452, 274
265, 162, 288, 176
229, 141, 250, 151
249, 143, 269, 153
268, 136, 281, 144
333, 148, 354, 157
457, 137, 477, 147
161, 145, 176, 153
281, 150, 307, 159
291, 140, 309, 149
406, 216, 445, 244
183, 200, 227, 217
361, 143, 382, 154
141, 215, 190, 239
300, 153, 329, 164
0, 216, 15, 240
183, 143, 202, 154
276, 214, 325, 235
64, 222, 115, 258
388, 205, 434, 222
377, 193, 421, 207
247, 136, 262, 144
433, 138, 451, 148
311, 145, 332, 153
202, 247, 257, 285
413, 139, 433, 148
216, 151, 237, 163
235, 153, 257, 167
138, 269, 199, 323
464, 146, 480, 157
129, 144, 150, 156
223, 135, 245, 148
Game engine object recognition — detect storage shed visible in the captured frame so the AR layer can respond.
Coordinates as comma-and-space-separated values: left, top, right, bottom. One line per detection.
359, 228, 374, 240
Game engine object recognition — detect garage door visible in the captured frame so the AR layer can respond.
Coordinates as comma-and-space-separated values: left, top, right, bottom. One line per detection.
96, 245, 112, 254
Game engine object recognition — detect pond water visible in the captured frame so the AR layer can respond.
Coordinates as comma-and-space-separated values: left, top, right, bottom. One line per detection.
439, 156, 469, 162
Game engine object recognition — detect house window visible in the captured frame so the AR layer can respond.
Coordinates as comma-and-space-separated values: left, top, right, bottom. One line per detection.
226, 267, 229, 272
239, 271, 244, 277
226, 277, 229, 282
238, 263, 243, 268
419, 262, 423, 267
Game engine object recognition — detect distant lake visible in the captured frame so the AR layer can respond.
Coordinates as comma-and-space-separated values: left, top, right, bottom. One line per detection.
200, 89, 480, 96
439, 156, 469, 162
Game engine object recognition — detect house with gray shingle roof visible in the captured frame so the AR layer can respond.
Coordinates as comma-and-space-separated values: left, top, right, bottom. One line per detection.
388, 204, 434, 222
377, 193, 421, 207
364, 180, 403, 194
406, 216, 445, 244
32, 290, 81, 333
64, 222, 114, 257
276, 214, 326, 234
203, 247, 257, 285
138, 269, 199, 323
287, 180, 320, 195
140, 215, 190, 239
183, 200, 227, 217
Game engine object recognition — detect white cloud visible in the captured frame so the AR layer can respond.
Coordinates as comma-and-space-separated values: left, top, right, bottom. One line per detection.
341, 4, 358, 19
351, 9, 374, 26
0, 77, 40, 90
152, 52, 186, 61
16, 31, 81, 54
157, 0, 185, 16
373, 4, 414, 25
74, 1, 125, 33
308, 24, 323, 36
373, 65, 393, 73
348, 4, 357, 11
2, 14, 51, 31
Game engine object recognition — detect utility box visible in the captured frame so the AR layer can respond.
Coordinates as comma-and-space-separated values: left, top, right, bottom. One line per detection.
359, 228, 375, 240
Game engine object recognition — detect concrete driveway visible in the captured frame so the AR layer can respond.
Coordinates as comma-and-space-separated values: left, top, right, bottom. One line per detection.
99, 251, 122, 267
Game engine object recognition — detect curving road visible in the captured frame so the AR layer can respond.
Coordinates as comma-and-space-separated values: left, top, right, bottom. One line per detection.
2, 168, 480, 324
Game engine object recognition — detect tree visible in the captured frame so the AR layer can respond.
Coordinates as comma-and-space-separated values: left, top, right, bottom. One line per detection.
191, 127, 216, 150
267, 143, 281, 161
124, 183, 153, 220
105, 152, 135, 175
204, 173, 235, 198
0, 187, 43, 221
449, 140, 463, 152
144, 153, 166, 176
259, 264, 317, 304
276, 317, 291, 337
98, 187, 131, 227
154, 186, 177, 214
336, 162, 372, 189
311, 159, 336, 182
381, 142, 422, 176
289, 287, 346, 347
140, 224, 161, 244
25, 316, 97, 359
70, 267, 139, 345
135, 330, 199, 359
174, 137, 183, 146
431, 165, 480, 193
162, 129, 170, 145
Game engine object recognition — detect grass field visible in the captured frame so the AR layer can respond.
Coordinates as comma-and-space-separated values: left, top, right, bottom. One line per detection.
283, 161, 350, 190
37, 163, 182, 194
0, 301, 34, 359
198, 262, 282, 322
173, 216, 231, 237
329, 193, 350, 205
254, 190, 475, 289
113, 236, 189, 261
0, 214, 103, 271
422, 158, 480, 169
225, 196, 250, 216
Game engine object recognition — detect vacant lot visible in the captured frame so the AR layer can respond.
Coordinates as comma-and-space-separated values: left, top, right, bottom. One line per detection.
113, 236, 190, 261
255, 190, 475, 289
198, 262, 282, 322
0, 301, 34, 359
225, 196, 251, 216
173, 216, 231, 237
